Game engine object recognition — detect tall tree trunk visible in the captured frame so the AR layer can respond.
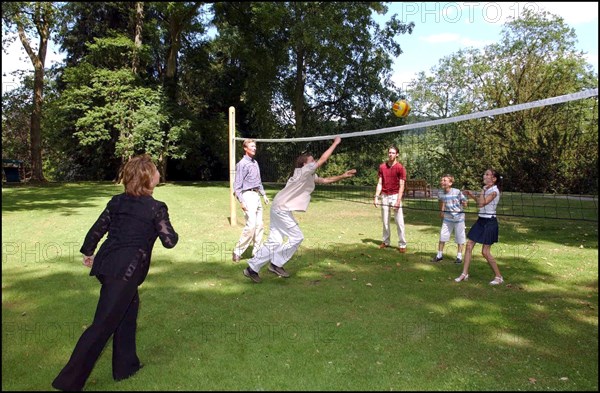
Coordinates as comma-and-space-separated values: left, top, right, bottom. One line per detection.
17, 5, 50, 182
132, 2, 144, 74
30, 63, 45, 181
160, 31, 180, 183
293, 48, 306, 136
157, 2, 202, 182
158, 149, 168, 184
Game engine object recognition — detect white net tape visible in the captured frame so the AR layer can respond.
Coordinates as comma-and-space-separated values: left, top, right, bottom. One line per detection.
235, 88, 598, 143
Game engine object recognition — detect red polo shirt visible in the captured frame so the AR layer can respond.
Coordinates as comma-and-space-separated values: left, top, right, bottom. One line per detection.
378, 161, 406, 195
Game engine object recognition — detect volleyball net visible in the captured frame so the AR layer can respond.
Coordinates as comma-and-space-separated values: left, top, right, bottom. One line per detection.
230, 89, 598, 222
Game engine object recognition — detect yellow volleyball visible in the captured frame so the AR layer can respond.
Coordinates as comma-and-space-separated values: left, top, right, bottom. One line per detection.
392, 99, 411, 118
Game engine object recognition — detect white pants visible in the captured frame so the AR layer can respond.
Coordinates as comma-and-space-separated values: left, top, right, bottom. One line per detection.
247, 209, 304, 273
381, 193, 406, 248
234, 191, 264, 257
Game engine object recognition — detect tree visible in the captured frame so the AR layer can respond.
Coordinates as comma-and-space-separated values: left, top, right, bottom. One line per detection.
150, 1, 204, 181
57, 2, 133, 67
51, 2, 146, 180
132, 2, 144, 75
406, 9, 597, 193
408, 48, 486, 119
57, 37, 178, 174
50, 2, 208, 181
213, 2, 414, 137
2, 83, 32, 174
481, 9, 597, 192
2, 2, 61, 181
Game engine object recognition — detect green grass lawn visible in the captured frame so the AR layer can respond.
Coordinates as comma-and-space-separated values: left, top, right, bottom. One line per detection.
2, 182, 598, 391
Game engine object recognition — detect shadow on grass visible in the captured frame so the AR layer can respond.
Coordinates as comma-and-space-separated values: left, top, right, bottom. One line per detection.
160, 181, 232, 188
3, 239, 598, 390
360, 238, 382, 247
2, 182, 119, 215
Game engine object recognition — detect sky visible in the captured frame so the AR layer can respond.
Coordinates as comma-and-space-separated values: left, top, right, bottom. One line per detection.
378, 2, 599, 92
2, 2, 598, 94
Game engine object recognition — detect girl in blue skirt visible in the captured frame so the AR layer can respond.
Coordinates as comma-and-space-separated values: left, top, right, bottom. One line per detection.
455, 169, 504, 285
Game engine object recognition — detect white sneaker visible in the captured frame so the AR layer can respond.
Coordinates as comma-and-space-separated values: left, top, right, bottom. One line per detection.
489, 276, 504, 285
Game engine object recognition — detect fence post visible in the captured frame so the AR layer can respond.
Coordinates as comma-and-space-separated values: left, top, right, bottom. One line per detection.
229, 107, 237, 226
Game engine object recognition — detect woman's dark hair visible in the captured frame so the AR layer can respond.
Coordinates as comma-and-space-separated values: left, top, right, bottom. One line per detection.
488, 168, 503, 192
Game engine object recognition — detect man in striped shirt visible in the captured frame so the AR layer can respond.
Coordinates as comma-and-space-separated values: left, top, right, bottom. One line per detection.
232, 139, 269, 262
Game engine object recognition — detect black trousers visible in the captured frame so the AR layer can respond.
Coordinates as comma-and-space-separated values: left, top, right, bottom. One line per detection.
52, 271, 142, 391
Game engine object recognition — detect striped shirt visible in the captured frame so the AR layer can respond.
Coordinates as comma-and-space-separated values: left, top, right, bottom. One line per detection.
233, 155, 265, 201
438, 188, 467, 222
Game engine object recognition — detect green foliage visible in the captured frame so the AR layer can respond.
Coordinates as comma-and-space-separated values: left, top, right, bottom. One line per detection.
5, 2, 598, 190
406, 9, 598, 193
212, 2, 414, 137
58, 2, 135, 66
2, 1, 64, 181
1, 85, 32, 169
55, 35, 188, 168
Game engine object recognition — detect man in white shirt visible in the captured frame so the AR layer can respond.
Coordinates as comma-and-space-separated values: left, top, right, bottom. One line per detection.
243, 136, 356, 283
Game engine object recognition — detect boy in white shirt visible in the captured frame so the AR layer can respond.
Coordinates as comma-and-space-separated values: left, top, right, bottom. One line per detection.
432, 174, 468, 263
243, 136, 356, 283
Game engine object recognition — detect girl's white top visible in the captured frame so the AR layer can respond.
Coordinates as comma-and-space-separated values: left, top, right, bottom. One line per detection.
478, 185, 500, 218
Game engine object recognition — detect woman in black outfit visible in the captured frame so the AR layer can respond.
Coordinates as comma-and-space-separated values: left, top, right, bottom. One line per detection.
52, 154, 178, 391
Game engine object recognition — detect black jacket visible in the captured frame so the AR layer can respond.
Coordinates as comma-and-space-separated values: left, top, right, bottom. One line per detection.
80, 193, 178, 285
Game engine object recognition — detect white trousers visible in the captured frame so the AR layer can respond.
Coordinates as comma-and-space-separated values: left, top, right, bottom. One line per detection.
234, 191, 264, 257
247, 209, 304, 273
381, 193, 407, 248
